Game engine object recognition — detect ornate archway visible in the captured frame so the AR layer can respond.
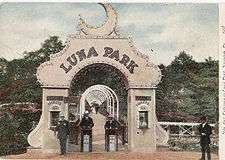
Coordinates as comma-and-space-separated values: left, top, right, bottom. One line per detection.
28, 3, 167, 153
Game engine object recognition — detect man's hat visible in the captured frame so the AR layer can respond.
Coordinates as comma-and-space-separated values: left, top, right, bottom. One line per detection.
59, 113, 65, 118
108, 114, 113, 118
84, 110, 89, 115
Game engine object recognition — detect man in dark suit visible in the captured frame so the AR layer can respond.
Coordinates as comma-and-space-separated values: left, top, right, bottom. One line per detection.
80, 111, 94, 133
79, 110, 94, 152
198, 116, 212, 160
104, 115, 118, 135
54, 114, 69, 155
104, 115, 119, 151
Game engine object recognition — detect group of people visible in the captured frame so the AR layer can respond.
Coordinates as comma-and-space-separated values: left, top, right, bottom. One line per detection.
54, 112, 213, 160
54, 110, 118, 155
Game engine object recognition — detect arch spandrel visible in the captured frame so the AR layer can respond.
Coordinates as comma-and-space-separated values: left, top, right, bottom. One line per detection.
37, 37, 161, 89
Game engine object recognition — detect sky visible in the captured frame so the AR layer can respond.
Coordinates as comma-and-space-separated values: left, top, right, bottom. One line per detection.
0, 3, 219, 65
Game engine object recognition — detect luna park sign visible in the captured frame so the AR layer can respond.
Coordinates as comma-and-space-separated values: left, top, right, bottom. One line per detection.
60, 47, 139, 74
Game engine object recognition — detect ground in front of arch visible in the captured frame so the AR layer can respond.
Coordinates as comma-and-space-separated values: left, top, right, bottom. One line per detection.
2, 151, 219, 160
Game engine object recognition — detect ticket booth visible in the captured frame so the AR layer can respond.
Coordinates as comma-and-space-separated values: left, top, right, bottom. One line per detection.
48, 103, 62, 130
138, 111, 148, 129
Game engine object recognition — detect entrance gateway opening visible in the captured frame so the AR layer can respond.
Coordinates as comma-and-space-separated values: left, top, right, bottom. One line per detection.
67, 63, 128, 152
28, 3, 168, 153
68, 84, 123, 152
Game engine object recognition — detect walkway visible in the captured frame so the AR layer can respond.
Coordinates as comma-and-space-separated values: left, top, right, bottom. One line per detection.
2, 151, 219, 160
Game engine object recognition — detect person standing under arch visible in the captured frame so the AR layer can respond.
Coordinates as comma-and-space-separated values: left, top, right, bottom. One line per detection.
79, 110, 94, 152
104, 114, 119, 151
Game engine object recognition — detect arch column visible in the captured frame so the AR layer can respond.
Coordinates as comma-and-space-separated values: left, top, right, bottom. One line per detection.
41, 87, 69, 153
128, 87, 156, 152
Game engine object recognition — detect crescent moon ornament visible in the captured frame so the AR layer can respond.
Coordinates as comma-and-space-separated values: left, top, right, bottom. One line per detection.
79, 3, 118, 37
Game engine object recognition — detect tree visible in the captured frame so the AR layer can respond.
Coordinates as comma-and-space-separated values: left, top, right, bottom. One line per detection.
0, 36, 64, 156
156, 51, 218, 123
0, 36, 65, 105
0, 113, 25, 156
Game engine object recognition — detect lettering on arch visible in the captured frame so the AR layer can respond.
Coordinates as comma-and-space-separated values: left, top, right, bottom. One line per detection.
60, 47, 139, 74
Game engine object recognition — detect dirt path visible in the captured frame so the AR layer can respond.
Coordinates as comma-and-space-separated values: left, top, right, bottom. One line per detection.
1, 151, 219, 160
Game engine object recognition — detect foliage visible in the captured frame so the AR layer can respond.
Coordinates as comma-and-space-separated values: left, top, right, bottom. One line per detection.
0, 36, 63, 156
168, 137, 218, 153
156, 51, 219, 123
0, 111, 40, 156
0, 36, 64, 105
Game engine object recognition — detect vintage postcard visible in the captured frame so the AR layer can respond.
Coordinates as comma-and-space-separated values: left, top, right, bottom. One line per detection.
0, 1, 223, 160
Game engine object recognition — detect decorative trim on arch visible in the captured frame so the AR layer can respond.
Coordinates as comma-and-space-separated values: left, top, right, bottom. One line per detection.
36, 61, 54, 86
127, 37, 162, 87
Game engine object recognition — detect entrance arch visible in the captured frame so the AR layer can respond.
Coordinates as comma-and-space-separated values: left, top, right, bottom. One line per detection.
28, 3, 168, 153
67, 63, 129, 152
69, 63, 129, 122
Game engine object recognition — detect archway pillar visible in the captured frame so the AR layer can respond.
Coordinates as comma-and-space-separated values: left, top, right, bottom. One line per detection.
128, 87, 156, 152
41, 87, 69, 153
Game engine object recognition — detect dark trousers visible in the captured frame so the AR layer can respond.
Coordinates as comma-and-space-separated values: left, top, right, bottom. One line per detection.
59, 138, 67, 155
201, 144, 211, 160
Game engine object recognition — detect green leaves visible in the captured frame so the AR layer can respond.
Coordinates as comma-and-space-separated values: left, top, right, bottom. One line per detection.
0, 36, 64, 105
156, 51, 218, 123
0, 36, 64, 155
0, 111, 41, 156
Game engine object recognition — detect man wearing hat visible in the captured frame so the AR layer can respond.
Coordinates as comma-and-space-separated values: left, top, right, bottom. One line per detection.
104, 114, 119, 151
80, 110, 94, 130
104, 114, 118, 135
79, 110, 94, 151
198, 116, 212, 160
54, 114, 69, 155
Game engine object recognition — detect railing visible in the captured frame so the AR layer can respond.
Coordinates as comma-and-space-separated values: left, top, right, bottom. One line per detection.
158, 122, 219, 148
158, 122, 217, 137
0, 102, 37, 108
108, 121, 218, 146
